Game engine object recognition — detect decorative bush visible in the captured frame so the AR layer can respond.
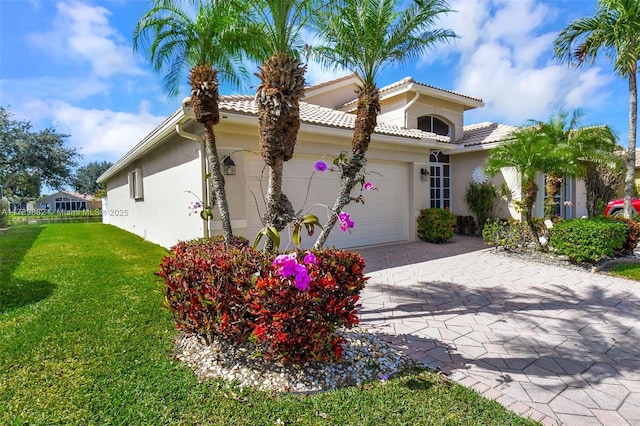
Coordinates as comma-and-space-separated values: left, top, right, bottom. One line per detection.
157, 239, 368, 364
456, 215, 477, 235
464, 181, 497, 228
549, 218, 627, 263
245, 249, 367, 363
482, 219, 529, 251
157, 236, 263, 344
609, 217, 640, 254
417, 208, 456, 243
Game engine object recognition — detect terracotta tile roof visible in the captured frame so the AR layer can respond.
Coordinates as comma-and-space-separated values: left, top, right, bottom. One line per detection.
219, 95, 443, 140
458, 122, 518, 147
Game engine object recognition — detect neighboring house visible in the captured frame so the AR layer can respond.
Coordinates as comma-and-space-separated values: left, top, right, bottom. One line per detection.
97, 75, 587, 249
38, 191, 102, 212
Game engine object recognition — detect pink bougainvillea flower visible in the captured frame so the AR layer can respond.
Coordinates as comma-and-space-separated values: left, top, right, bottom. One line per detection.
339, 211, 355, 232
363, 181, 378, 191
304, 251, 317, 264
314, 160, 328, 172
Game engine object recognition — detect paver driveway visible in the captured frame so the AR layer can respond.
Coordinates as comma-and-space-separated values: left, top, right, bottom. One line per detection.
354, 237, 640, 426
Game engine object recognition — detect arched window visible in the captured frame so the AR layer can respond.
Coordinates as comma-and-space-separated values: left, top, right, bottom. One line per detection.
417, 115, 450, 136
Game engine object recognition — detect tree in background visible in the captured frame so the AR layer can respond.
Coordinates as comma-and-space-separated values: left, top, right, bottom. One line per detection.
72, 161, 113, 196
584, 155, 625, 216
310, 0, 456, 248
0, 106, 80, 204
554, 0, 640, 219
134, 0, 253, 242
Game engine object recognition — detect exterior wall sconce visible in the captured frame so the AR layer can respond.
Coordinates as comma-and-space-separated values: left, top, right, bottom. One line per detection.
222, 155, 236, 175
420, 168, 429, 181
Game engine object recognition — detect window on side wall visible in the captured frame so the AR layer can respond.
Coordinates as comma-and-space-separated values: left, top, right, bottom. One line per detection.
128, 168, 144, 200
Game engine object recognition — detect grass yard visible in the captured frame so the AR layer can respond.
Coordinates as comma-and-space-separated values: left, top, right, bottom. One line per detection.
0, 223, 538, 425
607, 263, 640, 281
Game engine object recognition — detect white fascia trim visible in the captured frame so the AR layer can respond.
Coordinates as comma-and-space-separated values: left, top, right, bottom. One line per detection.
449, 141, 503, 154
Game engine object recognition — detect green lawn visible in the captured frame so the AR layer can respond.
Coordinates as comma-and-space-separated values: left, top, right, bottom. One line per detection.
0, 223, 538, 425
607, 263, 640, 281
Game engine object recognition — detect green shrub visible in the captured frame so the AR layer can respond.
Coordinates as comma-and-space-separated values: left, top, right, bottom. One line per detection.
464, 181, 497, 228
157, 237, 367, 364
609, 216, 640, 254
482, 219, 529, 250
417, 208, 456, 243
456, 215, 477, 235
549, 218, 627, 263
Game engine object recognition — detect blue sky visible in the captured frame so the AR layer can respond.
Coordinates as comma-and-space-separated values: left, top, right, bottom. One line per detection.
0, 0, 632, 169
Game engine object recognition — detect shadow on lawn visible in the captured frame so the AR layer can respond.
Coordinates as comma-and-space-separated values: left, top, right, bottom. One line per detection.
0, 225, 56, 314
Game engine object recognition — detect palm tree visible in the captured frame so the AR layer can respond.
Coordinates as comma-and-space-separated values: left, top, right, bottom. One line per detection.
242, 0, 311, 251
310, 0, 456, 249
554, 0, 640, 219
484, 127, 556, 250
529, 110, 619, 219
485, 112, 620, 249
133, 0, 251, 242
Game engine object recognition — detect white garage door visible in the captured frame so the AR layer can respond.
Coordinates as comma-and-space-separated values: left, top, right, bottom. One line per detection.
245, 156, 409, 249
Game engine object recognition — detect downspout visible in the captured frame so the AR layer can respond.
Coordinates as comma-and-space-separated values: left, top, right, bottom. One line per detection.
402, 85, 420, 129
176, 122, 209, 238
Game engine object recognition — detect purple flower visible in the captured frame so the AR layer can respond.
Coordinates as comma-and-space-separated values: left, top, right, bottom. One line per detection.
272, 253, 311, 292
304, 252, 317, 264
314, 160, 328, 172
339, 211, 355, 232
363, 181, 378, 191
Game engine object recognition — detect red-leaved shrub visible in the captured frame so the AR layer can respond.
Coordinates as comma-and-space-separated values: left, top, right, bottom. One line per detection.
245, 249, 368, 363
157, 236, 264, 344
610, 217, 640, 254
157, 240, 368, 364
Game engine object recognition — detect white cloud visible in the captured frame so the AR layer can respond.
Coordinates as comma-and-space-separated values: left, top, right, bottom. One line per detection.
28, 0, 142, 78
21, 99, 166, 161
439, 0, 614, 125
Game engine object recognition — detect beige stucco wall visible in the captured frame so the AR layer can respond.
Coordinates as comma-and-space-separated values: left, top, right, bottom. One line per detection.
378, 92, 465, 142
105, 114, 436, 249
104, 132, 204, 248
450, 149, 519, 222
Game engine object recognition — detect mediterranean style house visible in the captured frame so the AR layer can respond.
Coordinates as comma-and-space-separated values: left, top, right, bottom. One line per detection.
97, 75, 587, 249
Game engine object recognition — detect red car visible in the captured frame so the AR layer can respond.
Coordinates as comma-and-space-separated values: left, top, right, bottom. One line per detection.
603, 198, 640, 216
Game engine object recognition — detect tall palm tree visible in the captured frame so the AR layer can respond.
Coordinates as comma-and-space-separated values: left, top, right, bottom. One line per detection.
310, 0, 456, 248
133, 0, 251, 242
243, 0, 311, 251
554, 0, 640, 218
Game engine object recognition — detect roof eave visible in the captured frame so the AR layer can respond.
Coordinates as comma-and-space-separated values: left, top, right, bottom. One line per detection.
97, 107, 188, 183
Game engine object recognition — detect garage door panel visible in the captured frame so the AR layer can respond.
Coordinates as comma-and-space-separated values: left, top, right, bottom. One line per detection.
245, 157, 408, 249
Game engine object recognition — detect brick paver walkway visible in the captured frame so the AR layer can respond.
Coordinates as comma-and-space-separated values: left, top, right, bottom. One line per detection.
354, 237, 640, 426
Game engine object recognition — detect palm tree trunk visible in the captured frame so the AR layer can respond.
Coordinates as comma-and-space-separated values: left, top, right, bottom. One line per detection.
544, 173, 562, 219
256, 54, 304, 250
262, 156, 295, 252
314, 84, 379, 249
203, 123, 233, 242
522, 180, 542, 250
623, 67, 638, 219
